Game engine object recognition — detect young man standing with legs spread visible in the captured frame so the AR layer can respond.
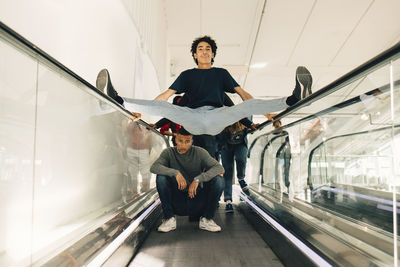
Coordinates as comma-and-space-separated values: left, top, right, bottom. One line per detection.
150, 128, 225, 232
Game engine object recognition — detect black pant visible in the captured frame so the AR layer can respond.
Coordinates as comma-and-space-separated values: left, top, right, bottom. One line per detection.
193, 134, 218, 159
156, 175, 224, 219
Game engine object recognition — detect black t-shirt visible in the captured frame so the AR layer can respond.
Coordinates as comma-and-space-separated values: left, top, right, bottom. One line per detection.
226, 130, 246, 145
169, 67, 239, 108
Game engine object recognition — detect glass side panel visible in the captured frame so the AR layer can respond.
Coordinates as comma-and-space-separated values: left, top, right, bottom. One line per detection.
392, 59, 400, 191
247, 55, 400, 265
391, 58, 400, 265
309, 127, 397, 191
260, 134, 289, 191
309, 126, 399, 232
0, 31, 37, 267
0, 28, 167, 266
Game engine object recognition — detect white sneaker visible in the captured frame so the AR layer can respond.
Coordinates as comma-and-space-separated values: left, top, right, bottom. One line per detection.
158, 217, 176, 232
199, 217, 221, 232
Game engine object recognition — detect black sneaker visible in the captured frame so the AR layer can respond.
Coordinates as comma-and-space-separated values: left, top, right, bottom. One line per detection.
225, 203, 234, 213
96, 69, 125, 105
238, 179, 250, 196
286, 66, 312, 105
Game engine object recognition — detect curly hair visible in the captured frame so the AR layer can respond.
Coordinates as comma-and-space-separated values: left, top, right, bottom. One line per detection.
190, 36, 217, 65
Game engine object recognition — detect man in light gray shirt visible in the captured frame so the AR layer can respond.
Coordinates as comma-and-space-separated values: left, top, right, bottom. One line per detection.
150, 127, 224, 232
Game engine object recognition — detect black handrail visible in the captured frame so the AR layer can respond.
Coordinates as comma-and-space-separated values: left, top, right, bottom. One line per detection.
248, 78, 400, 157
248, 41, 400, 134
0, 20, 169, 145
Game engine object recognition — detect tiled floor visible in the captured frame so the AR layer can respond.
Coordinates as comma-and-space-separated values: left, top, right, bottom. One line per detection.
129, 203, 283, 267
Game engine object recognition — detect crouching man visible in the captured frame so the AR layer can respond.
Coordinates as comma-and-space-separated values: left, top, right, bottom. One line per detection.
150, 127, 224, 232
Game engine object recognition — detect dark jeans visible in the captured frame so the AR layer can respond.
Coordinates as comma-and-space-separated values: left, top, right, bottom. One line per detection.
156, 174, 224, 219
220, 143, 248, 201
193, 135, 218, 159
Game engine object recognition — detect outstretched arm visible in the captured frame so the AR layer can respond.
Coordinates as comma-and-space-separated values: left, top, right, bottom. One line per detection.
155, 89, 177, 101
234, 86, 254, 101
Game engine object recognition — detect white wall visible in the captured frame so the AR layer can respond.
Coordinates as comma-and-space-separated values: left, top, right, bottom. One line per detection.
0, 0, 167, 100
122, 0, 169, 92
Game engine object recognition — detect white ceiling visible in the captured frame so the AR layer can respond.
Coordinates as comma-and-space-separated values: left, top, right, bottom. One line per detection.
165, 0, 400, 113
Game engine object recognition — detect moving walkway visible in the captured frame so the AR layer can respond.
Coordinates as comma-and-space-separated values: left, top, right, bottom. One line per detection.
1, 21, 400, 266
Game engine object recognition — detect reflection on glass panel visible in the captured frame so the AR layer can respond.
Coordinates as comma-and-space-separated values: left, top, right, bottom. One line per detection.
124, 120, 141, 200
124, 121, 164, 201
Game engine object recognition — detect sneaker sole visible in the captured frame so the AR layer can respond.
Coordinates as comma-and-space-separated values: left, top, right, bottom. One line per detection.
199, 225, 221, 232
225, 209, 234, 213
96, 69, 108, 93
157, 226, 176, 232
296, 66, 312, 99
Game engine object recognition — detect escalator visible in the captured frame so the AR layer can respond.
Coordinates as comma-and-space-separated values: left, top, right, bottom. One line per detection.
126, 205, 283, 267
0, 21, 291, 267
2, 20, 400, 267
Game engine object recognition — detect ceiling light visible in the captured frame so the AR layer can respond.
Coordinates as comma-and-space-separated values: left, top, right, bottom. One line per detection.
250, 62, 267, 69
